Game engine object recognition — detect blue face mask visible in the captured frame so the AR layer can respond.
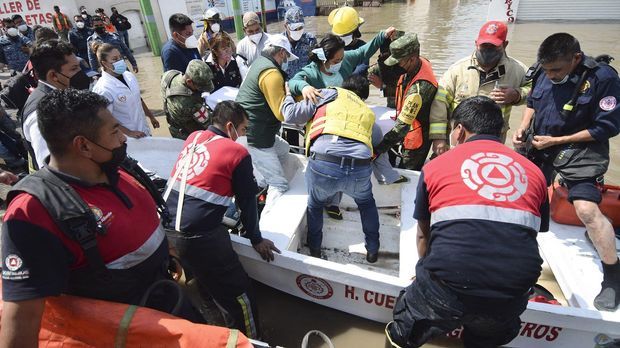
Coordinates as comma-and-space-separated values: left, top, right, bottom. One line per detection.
281, 59, 289, 72
326, 61, 342, 74
112, 60, 127, 75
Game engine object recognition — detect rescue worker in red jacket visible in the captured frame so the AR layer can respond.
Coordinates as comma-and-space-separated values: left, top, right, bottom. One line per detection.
164, 100, 280, 339
386, 96, 549, 348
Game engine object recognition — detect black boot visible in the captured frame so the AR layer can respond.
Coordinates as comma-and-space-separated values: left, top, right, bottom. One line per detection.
594, 258, 620, 311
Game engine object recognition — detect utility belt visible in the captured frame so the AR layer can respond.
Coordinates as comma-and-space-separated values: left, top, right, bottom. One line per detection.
527, 140, 609, 182
309, 151, 371, 167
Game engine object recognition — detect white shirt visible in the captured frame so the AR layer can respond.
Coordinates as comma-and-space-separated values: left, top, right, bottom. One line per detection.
92, 70, 151, 136
23, 81, 56, 168
236, 33, 270, 67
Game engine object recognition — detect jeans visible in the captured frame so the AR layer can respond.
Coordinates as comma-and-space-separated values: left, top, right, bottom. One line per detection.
387, 260, 527, 348
118, 30, 130, 49
305, 158, 380, 253
247, 135, 290, 193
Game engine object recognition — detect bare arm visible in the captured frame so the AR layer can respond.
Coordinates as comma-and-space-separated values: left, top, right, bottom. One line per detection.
416, 219, 431, 257
0, 298, 45, 348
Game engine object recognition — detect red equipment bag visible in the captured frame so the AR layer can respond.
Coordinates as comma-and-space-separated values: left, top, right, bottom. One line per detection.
549, 182, 620, 227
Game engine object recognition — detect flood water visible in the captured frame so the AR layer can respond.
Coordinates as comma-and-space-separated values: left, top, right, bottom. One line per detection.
133, 0, 620, 346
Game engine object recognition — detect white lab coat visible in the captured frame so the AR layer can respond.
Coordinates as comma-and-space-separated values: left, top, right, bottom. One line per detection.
92, 70, 151, 136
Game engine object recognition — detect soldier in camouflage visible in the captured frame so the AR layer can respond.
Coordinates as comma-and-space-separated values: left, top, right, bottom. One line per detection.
368, 30, 405, 108
161, 59, 215, 139
373, 34, 438, 171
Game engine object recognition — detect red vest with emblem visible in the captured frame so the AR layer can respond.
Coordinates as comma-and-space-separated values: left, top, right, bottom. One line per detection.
169, 130, 248, 206
396, 58, 438, 150
422, 139, 547, 231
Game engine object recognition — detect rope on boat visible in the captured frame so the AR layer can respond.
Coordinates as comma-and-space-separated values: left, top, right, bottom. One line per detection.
301, 330, 334, 348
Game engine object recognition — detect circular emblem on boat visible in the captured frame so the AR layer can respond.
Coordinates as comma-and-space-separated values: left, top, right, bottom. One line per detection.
296, 274, 333, 300
461, 152, 528, 202
5, 254, 23, 272
178, 143, 210, 180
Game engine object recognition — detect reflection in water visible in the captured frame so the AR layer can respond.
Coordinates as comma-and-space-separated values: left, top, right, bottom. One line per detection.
135, 1, 620, 346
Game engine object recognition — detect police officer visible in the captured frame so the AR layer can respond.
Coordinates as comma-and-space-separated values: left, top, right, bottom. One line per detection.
373, 33, 438, 171
0, 89, 202, 347
429, 21, 530, 155
387, 96, 548, 348
514, 33, 620, 311
0, 19, 31, 74
165, 100, 280, 339
161, 59, 215, 140
87, 15, 137, 73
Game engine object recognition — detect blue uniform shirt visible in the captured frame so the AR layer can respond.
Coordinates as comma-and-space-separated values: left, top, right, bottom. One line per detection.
527, 56, 620, 143
0, 35, 31, 72
280, 31, 317, 78
87, 31, 137, 72
161, 39, 201, 73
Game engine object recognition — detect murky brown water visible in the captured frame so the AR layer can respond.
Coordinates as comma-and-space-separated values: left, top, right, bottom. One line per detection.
130, 1, 620, 346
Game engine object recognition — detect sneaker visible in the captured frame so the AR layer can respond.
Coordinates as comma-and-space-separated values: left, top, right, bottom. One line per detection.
326, 205, 343, 220
594, 282, 620, 311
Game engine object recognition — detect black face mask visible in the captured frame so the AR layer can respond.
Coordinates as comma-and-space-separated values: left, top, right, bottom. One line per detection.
59, 69, 91, 90
94, 26, 106, 35
91, 141, 127, 177
476, 48, 503, 67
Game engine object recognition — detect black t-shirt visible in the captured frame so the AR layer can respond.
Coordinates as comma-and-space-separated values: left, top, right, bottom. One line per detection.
207, 59, 242, 92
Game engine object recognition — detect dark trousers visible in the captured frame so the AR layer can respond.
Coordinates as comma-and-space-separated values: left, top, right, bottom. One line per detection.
388, 261, 527, 348
119, 30, 130, 49
170, 226, 260, 339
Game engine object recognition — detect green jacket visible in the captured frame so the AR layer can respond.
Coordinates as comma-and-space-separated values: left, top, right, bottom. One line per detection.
288, 31, 387, 96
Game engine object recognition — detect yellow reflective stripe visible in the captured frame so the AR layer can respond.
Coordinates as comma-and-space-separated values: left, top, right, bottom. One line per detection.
226, 329, 239, 348
429, 123, 447, 134
236, 293, 257, 339
434, 88, 450, 103
563, 104, 574, 111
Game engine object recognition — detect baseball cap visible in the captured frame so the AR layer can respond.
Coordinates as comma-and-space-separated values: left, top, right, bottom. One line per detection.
265, 34, 298, 60
284, 6, 304, 29
243, 12, 260, 27
384, 33, 420, 66
476, 21, 508, 46
186, 59, 214, 92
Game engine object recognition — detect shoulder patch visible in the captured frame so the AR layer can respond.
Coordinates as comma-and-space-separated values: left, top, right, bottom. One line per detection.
599, 96, 617, 111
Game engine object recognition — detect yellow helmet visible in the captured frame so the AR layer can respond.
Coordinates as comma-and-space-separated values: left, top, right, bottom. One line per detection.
328, 7, 364, 36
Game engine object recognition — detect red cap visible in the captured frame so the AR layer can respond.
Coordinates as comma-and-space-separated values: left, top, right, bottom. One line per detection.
477, 21, 507, 46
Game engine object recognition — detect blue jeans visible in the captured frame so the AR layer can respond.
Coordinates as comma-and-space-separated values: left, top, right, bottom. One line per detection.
305, 158, 380, 253
118, 30, 130, 49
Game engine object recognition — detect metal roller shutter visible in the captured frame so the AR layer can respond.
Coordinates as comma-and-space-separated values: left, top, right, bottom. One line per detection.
517, 0, 620, 21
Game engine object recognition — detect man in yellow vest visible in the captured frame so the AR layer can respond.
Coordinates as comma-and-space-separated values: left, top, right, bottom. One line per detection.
281, 75, 381, 263
52, 6, 72, 42
429, 21, 530, 155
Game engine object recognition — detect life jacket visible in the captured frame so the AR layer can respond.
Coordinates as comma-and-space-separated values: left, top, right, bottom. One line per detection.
395, 57, 437, 150
5, 157, 172, 303
304, 87, 374, 155
53, 13, 71, 31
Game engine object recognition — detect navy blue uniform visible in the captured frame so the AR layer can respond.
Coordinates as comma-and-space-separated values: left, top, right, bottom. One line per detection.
161, 39, 201, 73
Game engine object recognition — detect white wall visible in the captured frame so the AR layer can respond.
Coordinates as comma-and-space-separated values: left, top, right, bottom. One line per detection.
123, 10, 147, 49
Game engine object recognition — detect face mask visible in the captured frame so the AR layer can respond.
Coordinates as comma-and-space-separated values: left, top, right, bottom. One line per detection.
227, 123, 240, 140
281, 58, 289, 72
82, 14, 88, 19
341, 35, 353, 46
249, 32, 262, 44
183, 34, 198, 49
59, 69, 91, 90
289, 28, 304, 41
6, 28, 18, 37
476, 48, 503, 67
326, 61, 342, 74
112, 60, 127, 75
18, 24, 27, 32
76, 22, 85, 29
210, 23, 220, 33
551, 74, 570, 85
94, 26, 106, 35
449, 126, 459, 148
91, 141, 128, 176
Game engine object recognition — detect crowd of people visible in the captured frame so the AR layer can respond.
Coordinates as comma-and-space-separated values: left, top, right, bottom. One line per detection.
0, 4, 618, 348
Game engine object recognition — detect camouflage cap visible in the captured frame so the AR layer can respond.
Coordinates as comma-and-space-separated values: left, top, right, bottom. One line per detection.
384, 33, 420, 66
185, 59, 214, 92
284, 6, 304, 26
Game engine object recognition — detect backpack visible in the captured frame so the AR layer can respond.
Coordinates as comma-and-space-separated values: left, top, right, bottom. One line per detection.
0, 71, 37, 113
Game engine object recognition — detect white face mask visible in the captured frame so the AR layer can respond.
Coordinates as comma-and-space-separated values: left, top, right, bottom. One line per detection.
449, 126, 459, 148
76, 22, 85, 29
6, 28, 18, 37
210, 23, 220, 33
82, 14, 88, 19
550, 74, 570, 85
228, 123, 240, 140
341, 35, 353, 46
249, 32, 262, 44
289, 28, 304, 41
18, 24, 27, 32
184, 34, 199, 49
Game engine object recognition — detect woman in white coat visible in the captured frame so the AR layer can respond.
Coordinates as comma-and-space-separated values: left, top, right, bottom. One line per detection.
91, 42, 159, 138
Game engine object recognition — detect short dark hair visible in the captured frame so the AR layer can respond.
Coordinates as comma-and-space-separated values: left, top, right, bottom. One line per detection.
537, 33, 581, 64
169, 13, 193, 33
2, 18, 14, 25
92, 15, 103, 23
309, 34, 345, 64
30, 40, 75, 81
11, 14, 23, 21
341, 75, 369, 100
451, 96, 504, 137
37, 89, 109, 156
34, 27, 57, 46
212, 100, 248, 127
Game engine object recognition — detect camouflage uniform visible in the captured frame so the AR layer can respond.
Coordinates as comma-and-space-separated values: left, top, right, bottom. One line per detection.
161, 59, 215, 140
374, 34, 438, 171
0, 35, 31, 72
368, 30, 405, 108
